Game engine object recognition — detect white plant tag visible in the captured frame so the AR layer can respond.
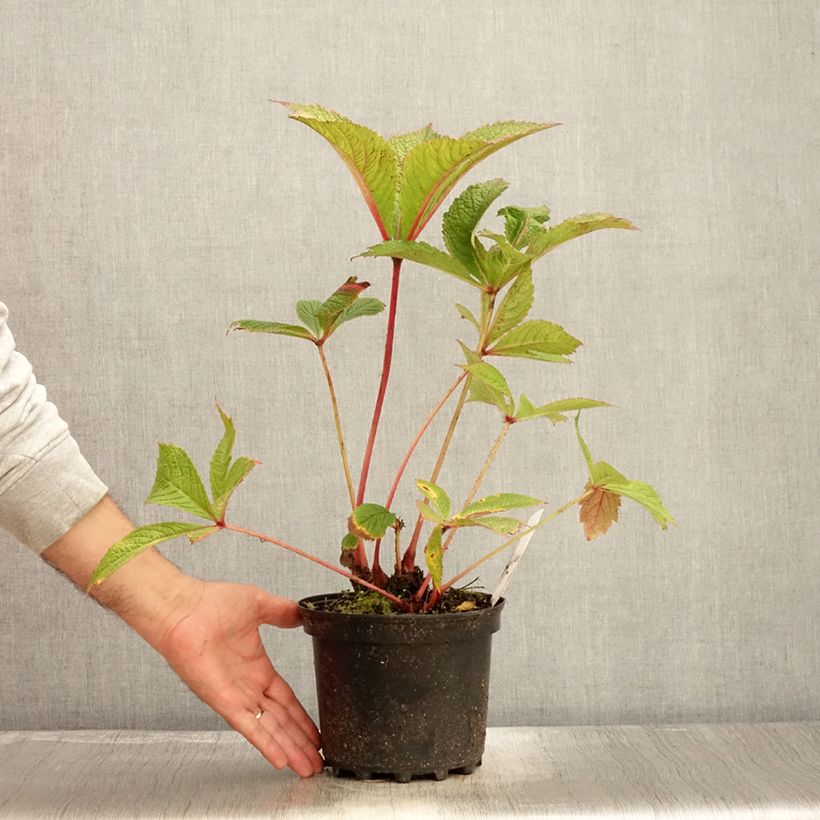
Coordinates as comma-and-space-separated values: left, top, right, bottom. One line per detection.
491, 508, 544, 605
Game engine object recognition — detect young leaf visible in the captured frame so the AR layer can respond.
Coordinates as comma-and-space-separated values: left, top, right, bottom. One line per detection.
424, 526, 444, 590
210, 405, 236, 501
331, 296, 385, 330
579, 485, 621, 541
472, 232, 530, 289
399, 121, 556, 240
458, 493, 542, 518
416, 499, 445, 524
316, 277, 371, 333
88, 522, 219, 588
487, 268, 534, 342
498, 205, 551, 248
442, 179, 509, 278
455, 303, 480, 332
457, 340, 482, 365
415, 478, 451, 520
277, 102, 398, 238
525, 213, 637, 262
487, 320, 582, 363
357, 239, 479, 287
388, 124, 440, 166
340, 532, 359, 551
514, 396, 611, 424
147, 444, 215, 521
348, 503, 397, 540
227, 320, 315, 341
466, 377, 512, 415
463, 361, 512, 397
296, 300, 324, 337
212, 456, 258, 521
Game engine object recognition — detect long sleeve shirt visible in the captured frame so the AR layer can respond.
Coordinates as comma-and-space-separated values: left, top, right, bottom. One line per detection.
0, 301, 108, 552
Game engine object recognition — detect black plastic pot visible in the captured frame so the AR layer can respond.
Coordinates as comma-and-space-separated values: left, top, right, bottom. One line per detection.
299, 593, 505, 782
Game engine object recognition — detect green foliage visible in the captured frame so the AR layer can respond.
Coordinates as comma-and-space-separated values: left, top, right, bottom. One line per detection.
147, 444, 215, 521
526, 213, 637, 261
513, 396, 611, 424
486, 319, 582, 363
456, 515, 523, 535
464, 361, 515, 416
87, 522, 220, 588
348, 503, 398, 540
226, 320, 315, 340
498, 205, 551, 248
340, 532, 359, 551
487, 269, 534, 342
357, 239, 479, 287
424, 526, 443, 590
416, 479, 451, 520
458, 493, 541, 518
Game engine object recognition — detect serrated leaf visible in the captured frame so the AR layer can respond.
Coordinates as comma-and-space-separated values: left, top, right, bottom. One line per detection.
210, 404, 236, 502
147, 444, 215, 521
212, 456, 258, 520
455, 303, 480, 332
399, 121, 556, 240
488, 268, 534, 342
463, 361, 512, 397
388, 124, 440, 166
458, 340, 482, 365
415, 479, 451, 520
526, 213, 637, 262
317, 277, 371, 333
466, 377, 511, 414
228, 320, 316, 341
459, 515, 523, 535
358, 239, 479, 287
442, 179, 509, 277
424, 526, 443, 590
340, 532, 359, 551
579, 485, 621, 541
472, 232, 530, 289
331, 296, 385, 330
416, 498, 445, 523
88, 523, 219, 588
498, 205, 551, 248
592, 462, 674, 529
278, 102, 398, 238
296, 300, 324, 337
459, 493, 542, 518
348, 503, 397, 540
487, 319, 581, 362
514, 396, 611, 424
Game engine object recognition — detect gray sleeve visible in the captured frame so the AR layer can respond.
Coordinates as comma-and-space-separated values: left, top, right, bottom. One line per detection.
0, 301, 108, 553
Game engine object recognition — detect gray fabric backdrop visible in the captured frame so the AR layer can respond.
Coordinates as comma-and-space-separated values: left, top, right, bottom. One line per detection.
1, 1, 817, 730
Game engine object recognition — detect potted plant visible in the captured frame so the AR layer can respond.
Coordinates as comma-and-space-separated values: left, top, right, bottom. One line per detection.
89, 103, 673, 782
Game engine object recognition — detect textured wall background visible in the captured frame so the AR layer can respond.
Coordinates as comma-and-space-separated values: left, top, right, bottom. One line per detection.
1, 1, 817, 730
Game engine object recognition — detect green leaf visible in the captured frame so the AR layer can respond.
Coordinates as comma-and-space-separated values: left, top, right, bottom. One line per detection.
457, 340, 482, 365
331, 296, 385, 330
525, 213, 637, 262
296, 300, 324, 337
574, 414, 596, 477
228, 320, 315, 341
348, 503, 397, 540
278, 102, 398, 238
388, 124, 440, 166
498, 205, 551, 248
415, 479, 451, 520
210, 405, 236, 501
416, 499, 445, 524
463, 361, 512, 397
147, 444, 215, 521
358, 239, 479, 287
424, 526, 444, 590
467, 377, 511, 414
316, 277, 371, 333
488, 268, 534, 342
88, 523, 219, 588
592, 462, 675, 529
213, 456, 258, 520
514, 396, 611, 424
340, 532, 359, 551
455, 303, 480, 332
457, 515, 522, 535
398, 121, 556, 240
472, 232, 530, 289
487, 320, 582, 363
458, 493, 542, 518
442, 179, 509, 277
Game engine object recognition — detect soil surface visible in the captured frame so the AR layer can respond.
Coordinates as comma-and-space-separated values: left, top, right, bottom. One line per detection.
304, 587, 494, 615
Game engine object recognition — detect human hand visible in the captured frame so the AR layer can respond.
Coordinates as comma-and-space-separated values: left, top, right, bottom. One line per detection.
152, 580, 324, 778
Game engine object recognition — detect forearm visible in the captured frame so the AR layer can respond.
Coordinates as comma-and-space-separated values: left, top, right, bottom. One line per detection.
41, 495, 202, 649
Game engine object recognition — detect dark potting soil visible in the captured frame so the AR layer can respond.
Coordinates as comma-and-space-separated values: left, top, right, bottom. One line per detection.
303, 587, 493, 615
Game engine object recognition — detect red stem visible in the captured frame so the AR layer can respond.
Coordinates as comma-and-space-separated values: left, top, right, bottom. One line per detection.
224, 523, 409, 610
356, 257, 403, 506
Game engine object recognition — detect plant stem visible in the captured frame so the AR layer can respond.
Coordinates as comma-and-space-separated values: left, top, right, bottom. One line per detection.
440, 419, 512, 555
317, 344, 356, 510
356, 257, 403, 507
223, 523, 409, 610
437, 494, 586, 594
384, 371, 467, 509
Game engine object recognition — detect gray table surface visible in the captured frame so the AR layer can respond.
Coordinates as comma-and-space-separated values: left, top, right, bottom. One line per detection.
0, 723, 818, 819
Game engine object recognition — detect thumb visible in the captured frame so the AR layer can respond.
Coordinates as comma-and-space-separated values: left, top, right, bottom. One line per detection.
255, 591, 302, 629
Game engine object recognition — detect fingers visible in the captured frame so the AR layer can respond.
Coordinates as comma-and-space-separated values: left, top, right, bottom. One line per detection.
255, 591, 302, 629
261, 697, 324, 776
230, 711, 289, 772
266, 674, 321, 748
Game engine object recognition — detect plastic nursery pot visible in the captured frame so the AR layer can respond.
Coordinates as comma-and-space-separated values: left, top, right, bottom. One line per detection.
299, 593, 505, 783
